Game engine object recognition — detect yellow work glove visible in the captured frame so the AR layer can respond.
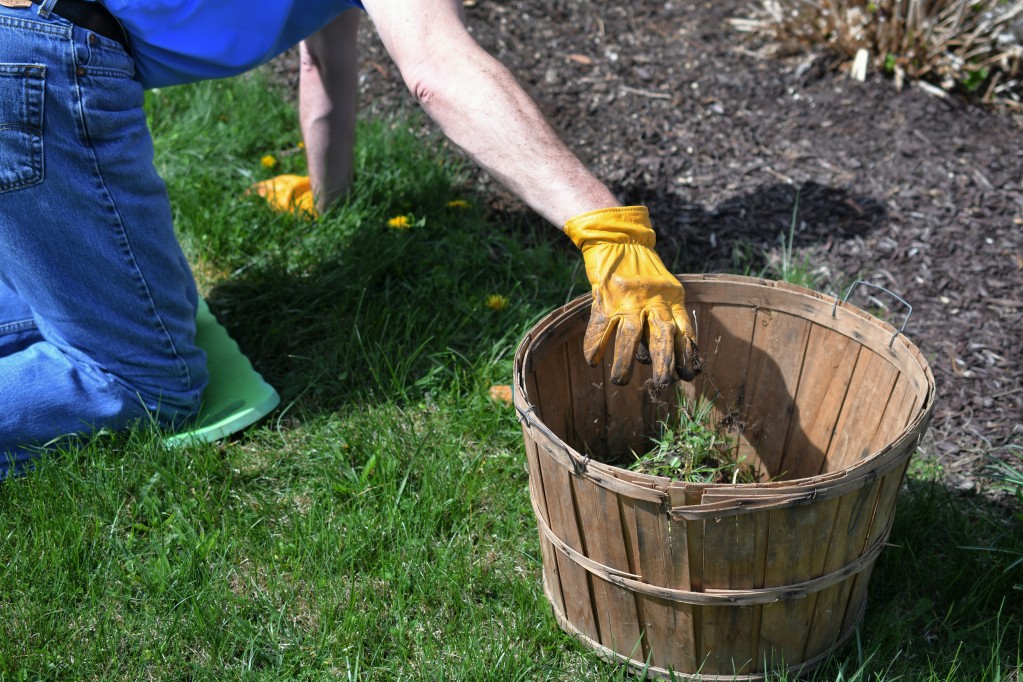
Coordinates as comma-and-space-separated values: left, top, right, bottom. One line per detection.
565, 206, 701, 388
250, 174, 318, 218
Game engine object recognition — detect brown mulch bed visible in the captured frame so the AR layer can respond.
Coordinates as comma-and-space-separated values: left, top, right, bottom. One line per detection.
268, 0, 1023, 496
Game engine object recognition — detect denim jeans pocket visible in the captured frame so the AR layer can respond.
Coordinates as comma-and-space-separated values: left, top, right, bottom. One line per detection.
0, 63, 45, 194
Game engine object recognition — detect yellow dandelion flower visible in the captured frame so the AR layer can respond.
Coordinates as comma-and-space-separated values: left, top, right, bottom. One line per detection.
260, 154, 277, 169
387, 215, 411, 229
447, 199, 470, 209
485, 294, 509, 311
297, 141, 305, 150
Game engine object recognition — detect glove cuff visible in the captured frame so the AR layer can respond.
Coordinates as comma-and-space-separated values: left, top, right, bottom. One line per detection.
563, 206, 655, 249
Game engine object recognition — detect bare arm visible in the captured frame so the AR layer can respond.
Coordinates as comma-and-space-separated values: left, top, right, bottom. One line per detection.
300, 9, 361, 213
359, 0, 619, 227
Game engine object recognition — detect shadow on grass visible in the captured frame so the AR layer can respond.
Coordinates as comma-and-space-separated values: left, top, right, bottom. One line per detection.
203, 200, 575, 417
807, 475, 1023, 679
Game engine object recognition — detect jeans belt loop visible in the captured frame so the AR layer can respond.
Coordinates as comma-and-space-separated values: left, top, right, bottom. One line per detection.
35, 0, 57, 18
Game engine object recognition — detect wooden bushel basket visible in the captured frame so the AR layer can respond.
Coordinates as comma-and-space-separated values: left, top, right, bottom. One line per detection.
513, 274, 935, 680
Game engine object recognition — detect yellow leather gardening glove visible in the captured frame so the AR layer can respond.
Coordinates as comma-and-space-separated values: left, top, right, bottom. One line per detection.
250, 174, 318, 218
565, 206, 701, 388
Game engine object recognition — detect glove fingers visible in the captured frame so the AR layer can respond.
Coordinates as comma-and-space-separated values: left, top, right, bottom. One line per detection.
582, 296, 617, 367
635, 341, 652, 365
250, 175, 317, 218
646, 314, 676, 389
674, 334, 702, 382
610, 315, 643, 385
672, 307, 703, 382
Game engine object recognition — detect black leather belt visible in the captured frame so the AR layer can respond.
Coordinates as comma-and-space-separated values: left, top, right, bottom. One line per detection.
30, 0, 129, 52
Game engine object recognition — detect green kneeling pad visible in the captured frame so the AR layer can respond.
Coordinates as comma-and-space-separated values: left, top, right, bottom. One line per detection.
164, 299, 280, 447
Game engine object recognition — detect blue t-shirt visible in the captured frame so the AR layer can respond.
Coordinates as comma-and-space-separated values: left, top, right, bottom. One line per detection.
97, 0, 365, 88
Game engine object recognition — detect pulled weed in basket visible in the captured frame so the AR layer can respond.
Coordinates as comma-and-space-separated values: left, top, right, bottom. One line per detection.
629, 393, 760, 484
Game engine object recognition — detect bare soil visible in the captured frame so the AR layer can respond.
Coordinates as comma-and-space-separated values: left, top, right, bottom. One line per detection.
269, 0, 1023, 498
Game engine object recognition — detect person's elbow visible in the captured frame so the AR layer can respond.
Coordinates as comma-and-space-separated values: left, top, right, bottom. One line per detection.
394, 37, 479, 112
400, 53, 452, 110
408, 69, 440, 106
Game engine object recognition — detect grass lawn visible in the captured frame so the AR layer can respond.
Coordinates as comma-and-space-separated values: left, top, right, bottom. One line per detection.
1, 73, 1020, 681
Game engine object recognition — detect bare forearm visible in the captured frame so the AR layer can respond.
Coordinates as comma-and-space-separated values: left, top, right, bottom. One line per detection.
299, 10, 361, 212
411, 49, 619, 226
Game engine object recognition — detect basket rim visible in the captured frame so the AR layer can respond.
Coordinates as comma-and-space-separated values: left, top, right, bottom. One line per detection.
513, 274, 936, 508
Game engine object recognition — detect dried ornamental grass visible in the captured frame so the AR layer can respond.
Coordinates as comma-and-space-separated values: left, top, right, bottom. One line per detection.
732, 0, 1023, 105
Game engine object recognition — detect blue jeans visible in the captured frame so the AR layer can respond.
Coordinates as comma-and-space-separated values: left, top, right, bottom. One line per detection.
0, 4, 208, 476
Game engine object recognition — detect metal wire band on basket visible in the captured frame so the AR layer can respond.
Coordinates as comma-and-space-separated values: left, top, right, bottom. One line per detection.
515, 404, 668, 504
529, 487, 892, 606
542, 575, 868, 682
516, 392, 925, 517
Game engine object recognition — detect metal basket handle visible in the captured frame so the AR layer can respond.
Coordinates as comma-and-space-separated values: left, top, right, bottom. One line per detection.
831, 280, 913, 348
